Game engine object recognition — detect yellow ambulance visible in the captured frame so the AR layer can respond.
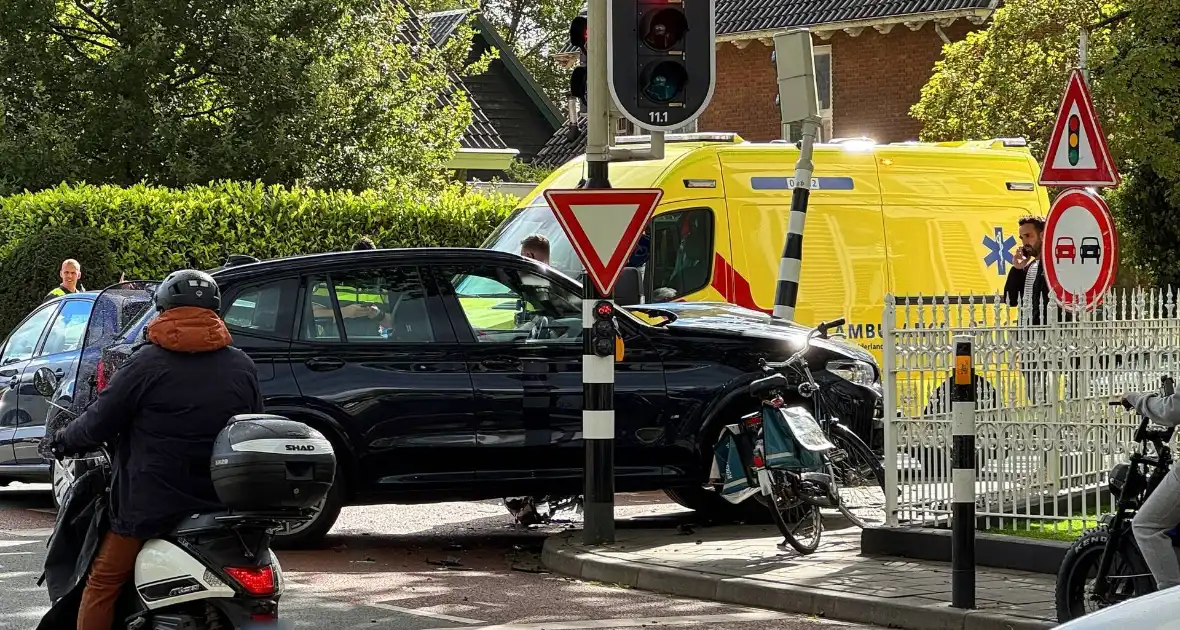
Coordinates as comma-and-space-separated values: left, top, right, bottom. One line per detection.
481, 133, 1051, 365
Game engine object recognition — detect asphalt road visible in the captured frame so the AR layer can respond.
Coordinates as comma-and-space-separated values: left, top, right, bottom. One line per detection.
0, 482, 885, 630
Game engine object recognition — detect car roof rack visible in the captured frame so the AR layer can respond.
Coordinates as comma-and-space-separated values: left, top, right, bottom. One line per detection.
225, 254, 260, 267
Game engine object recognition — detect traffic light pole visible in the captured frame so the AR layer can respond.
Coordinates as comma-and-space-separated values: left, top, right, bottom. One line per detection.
582, 0, 615, 546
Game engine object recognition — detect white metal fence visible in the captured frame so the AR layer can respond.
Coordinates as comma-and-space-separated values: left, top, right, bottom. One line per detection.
881, 288, 1180, 531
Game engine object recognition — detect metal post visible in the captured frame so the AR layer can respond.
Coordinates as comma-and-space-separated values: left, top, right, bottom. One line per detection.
771, 31, 821, 322
1078, 28, 1090, 84
585, 0, 610, 190
951, 335, 975, 609
882, 295, 899, 527
773, 116, 819, 321
582, 0, 614, 546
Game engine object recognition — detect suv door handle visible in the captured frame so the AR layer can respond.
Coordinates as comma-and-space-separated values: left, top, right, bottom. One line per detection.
482, 359, 517, 371
306, 357, 345, 372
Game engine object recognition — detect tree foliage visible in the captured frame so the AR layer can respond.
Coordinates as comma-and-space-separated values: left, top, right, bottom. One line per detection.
911, 0, 1180, 286
416, 0, 583, 104
911, 0, 1121, 158
0, 0, 480, 193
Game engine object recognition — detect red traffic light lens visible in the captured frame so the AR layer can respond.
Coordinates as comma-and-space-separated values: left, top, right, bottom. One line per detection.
641, 8, 688, 51
569, 16, 588, 52
595, 301, 615, 319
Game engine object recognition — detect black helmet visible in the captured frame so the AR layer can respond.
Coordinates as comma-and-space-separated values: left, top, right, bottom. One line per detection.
155, 269, 220, 312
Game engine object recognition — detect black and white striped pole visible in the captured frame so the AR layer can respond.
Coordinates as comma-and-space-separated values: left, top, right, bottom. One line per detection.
584, 297, 617, 545
772, 30, 821, 321
951, 335, 976, 609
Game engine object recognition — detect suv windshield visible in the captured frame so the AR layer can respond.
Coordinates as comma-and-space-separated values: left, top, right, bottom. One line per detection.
481, 202, 653, 283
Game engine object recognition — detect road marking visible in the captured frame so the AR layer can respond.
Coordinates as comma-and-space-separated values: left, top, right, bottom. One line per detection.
0, 528, 53, 537
0, 540, 39, 548
284, 583, 486, 626
0, 571, 38, 580
367, 602, 485, 625
420, 612, 793, 630
0, 551, 33, 556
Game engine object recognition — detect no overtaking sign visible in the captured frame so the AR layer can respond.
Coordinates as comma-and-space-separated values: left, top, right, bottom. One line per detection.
1041, 188, 1118, 311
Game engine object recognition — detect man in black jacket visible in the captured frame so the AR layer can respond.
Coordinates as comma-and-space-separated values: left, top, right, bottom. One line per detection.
1003, 216, 1049, 324
50, 269, 264, 630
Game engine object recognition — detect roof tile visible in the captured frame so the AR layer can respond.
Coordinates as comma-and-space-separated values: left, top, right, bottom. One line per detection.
558, 0, 990, 53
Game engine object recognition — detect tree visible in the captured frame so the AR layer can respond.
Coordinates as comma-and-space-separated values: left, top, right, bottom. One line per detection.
911, 0, 1180, 286
412, 0, 582, 104
0, 0, 481, 193
910, 0, 1121, 159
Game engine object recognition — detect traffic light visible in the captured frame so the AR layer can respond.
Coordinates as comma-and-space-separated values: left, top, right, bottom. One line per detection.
1067, 113, 1080, 166
608, 0, 716, 132
590, 300, 617, 357
569, 15, 588, 109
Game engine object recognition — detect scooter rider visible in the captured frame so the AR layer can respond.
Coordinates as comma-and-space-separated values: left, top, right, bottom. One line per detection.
1119, 388, 1180, 590
49, 269, 264, 630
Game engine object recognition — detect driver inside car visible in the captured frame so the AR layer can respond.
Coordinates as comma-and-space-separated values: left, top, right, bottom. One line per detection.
48, 270, 265, 630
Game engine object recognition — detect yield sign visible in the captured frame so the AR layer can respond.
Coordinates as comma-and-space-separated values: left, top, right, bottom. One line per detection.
1039, 69, 1120, 187
543, 188, 662, 295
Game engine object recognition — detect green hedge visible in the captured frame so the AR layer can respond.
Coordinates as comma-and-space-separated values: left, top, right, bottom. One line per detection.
0, 181, 519, 332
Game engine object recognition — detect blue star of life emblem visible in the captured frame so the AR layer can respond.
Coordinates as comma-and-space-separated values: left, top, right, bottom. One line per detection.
982, 227, 1016, 275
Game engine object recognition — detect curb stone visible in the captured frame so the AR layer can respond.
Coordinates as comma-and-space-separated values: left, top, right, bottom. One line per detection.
541, 535, 1057, 630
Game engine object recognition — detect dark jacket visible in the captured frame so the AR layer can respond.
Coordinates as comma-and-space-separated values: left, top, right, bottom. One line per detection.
36, 465, 109, 629
58, 342, 264, 539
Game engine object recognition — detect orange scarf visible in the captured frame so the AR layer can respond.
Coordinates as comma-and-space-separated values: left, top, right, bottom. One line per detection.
147, 307, 233, 353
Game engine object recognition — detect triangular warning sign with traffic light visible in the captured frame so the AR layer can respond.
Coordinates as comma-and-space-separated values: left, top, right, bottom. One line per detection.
543, 188, 662, 296
1039, 68, 1120, 187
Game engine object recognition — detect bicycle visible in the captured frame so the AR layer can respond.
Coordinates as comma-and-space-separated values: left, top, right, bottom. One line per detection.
712, 318, 886, 553
1055, 375, 1177, 622
761, 323, 889, 529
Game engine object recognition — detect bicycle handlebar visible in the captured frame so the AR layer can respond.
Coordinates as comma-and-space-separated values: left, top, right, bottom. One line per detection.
1111, 375, 1178, 447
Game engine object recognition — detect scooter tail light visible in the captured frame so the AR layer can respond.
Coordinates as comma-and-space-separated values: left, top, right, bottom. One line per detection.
752, 453, 765, 468
742, 414, 762, 429
223, 565, 275, 596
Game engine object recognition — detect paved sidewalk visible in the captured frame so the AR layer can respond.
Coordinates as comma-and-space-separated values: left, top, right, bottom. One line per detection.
542, 520, 1057, 630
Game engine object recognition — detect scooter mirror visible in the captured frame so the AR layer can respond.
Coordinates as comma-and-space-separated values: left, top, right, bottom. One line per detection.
33, 367, 59, 398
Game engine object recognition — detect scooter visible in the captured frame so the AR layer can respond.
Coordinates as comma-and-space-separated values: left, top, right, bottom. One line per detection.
33, 367, 336, 630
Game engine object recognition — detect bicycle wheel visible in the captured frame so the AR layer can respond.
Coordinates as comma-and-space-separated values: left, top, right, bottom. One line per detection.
827, 425, 887, 528
764, 470, 823, 554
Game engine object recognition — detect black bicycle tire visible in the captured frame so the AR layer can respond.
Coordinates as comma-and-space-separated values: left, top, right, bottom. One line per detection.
828, 425, 887, 529
765, 471, 822, 554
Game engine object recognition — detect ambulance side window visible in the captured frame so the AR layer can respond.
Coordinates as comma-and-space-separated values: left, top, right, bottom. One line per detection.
648, 208, 714, 301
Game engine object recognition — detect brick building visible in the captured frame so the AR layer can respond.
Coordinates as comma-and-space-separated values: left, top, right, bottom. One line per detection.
702, 0, 996, 143
534, 0, 998, 166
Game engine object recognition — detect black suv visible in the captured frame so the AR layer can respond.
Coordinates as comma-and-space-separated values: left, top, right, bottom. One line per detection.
76, 248, 882, 547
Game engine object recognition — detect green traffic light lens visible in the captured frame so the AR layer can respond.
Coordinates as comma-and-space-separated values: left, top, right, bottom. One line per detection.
641, 61, 688, 104
641, 8, 687, 51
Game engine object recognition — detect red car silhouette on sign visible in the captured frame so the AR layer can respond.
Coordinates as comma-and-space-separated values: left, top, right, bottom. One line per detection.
1055, 237, 1077, 264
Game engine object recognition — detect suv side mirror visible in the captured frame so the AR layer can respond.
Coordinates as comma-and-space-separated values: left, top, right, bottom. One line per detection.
615, 268, 641, 306
34, 367, 59, 398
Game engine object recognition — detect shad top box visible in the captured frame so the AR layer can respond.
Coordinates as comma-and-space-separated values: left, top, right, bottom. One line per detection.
211, 414, 336, 511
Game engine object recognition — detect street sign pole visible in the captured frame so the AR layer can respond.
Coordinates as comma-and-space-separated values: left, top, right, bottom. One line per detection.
772, 30, 821, 321
582, 0, 614, 545
544, 188, 661, 547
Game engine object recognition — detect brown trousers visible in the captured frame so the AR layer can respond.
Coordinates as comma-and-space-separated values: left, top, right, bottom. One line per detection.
78, 531, 144, 630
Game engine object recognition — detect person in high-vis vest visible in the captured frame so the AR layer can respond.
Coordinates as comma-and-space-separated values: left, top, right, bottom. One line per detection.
44, 259, 85, 303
